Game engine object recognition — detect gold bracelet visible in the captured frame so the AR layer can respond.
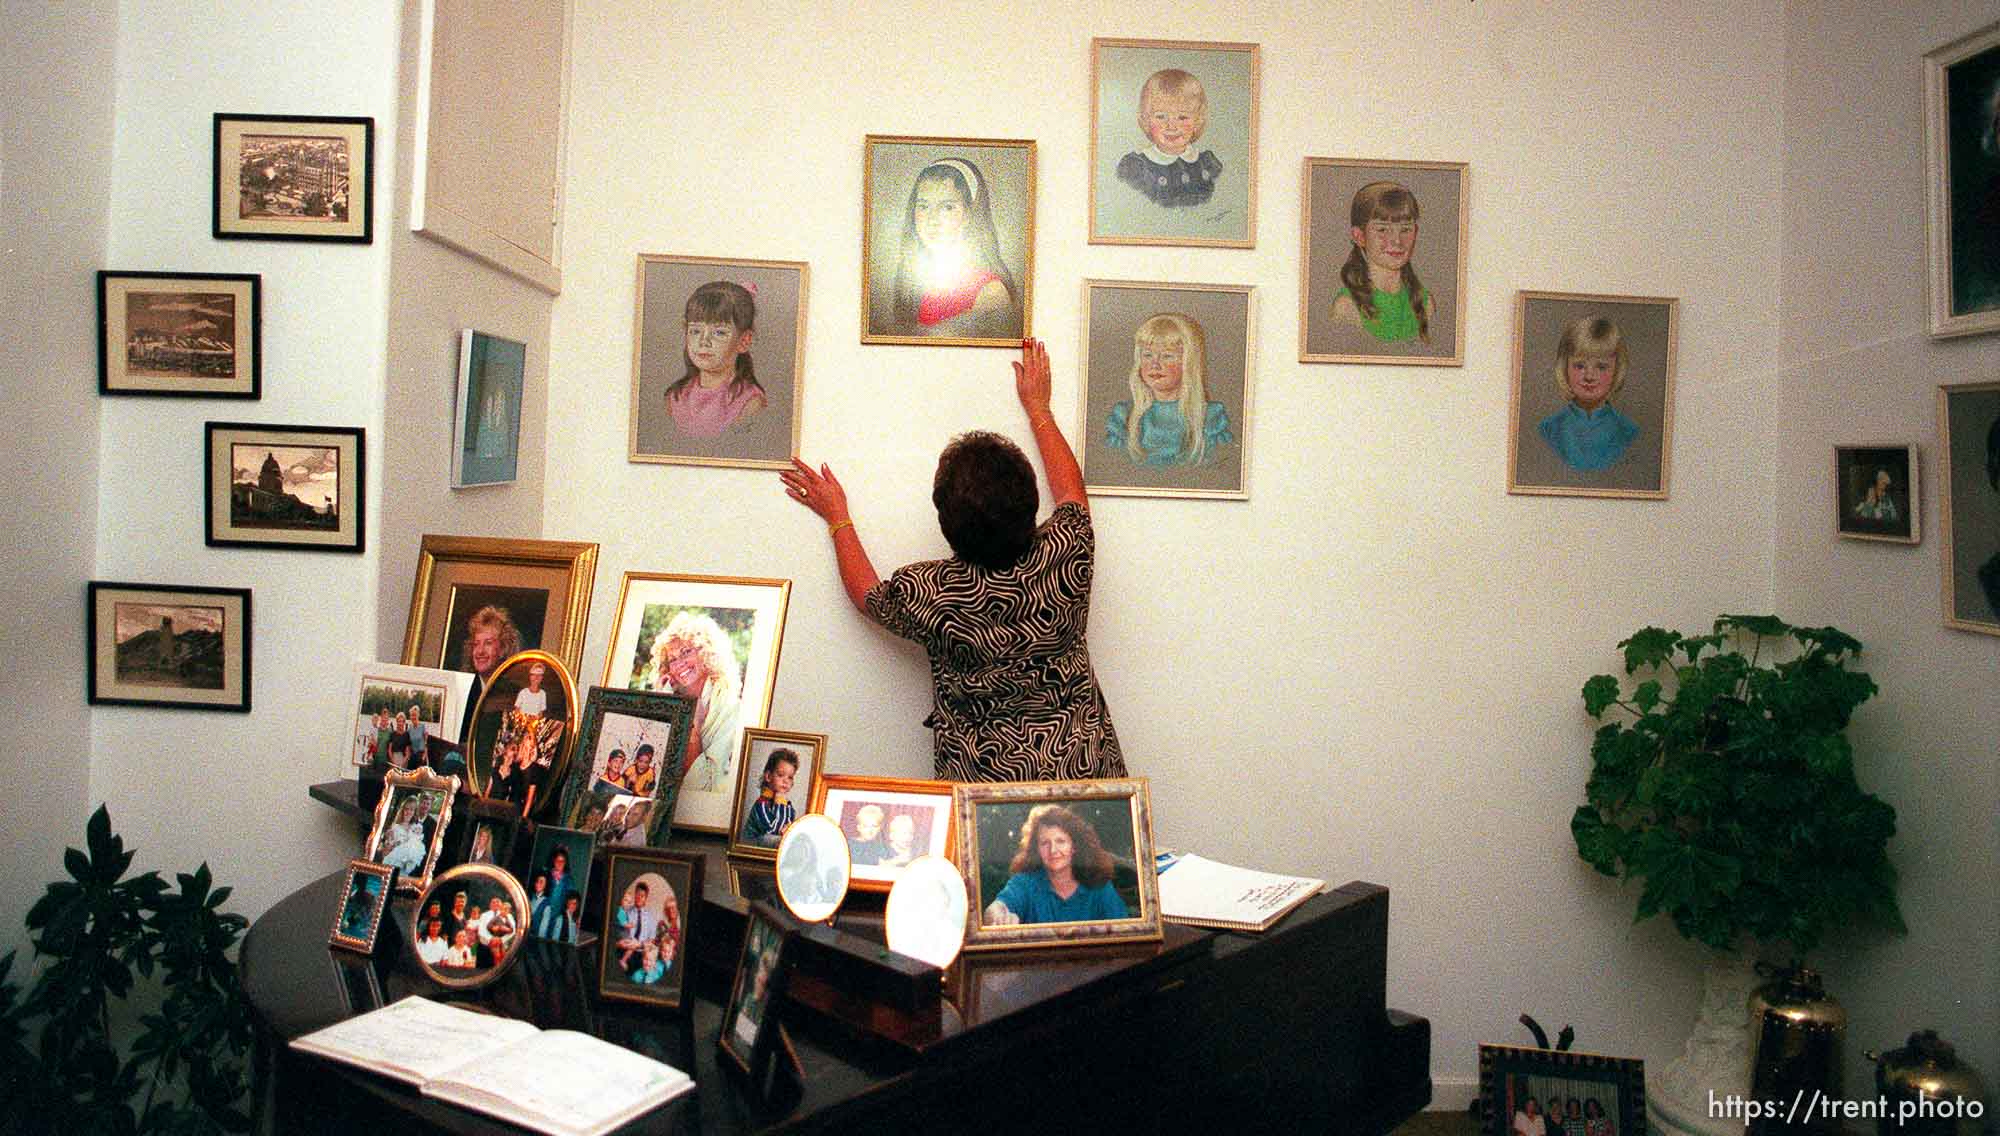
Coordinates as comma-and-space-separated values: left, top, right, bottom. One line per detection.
827, 519, 855, 537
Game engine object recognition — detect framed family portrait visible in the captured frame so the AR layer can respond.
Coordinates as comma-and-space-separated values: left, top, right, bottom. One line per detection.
1090, 38, 1259, 247
718, 901, 796, 1081
1078, 279, 1254, 499
97, 271, 260, 398
204, 422, 364, 552
1925, 21, 2000, 338
466, 650, 578, 820
861, 135, 1035, 346
556, 686, 696, 849
1835, 445, 1921, 544
727, 728, 825, 862
953, 779, 1161, 952
1507, 291, 1679, 500
411, 862, 530, 990
599, 849, 702, 1011
600, 572, 791, 833
522, 825, 594, 944
775, 814, 851, 924
806, 773, 955, 893
343, 661, 472, 777
86, 581, 250, 712
329, 859, 396, 954
1300, 157, 1469, 365
452, 330, 525, 489
362, 767, 459, 897
1939, 381, 2000, 636
400, 533, 599, 679
1478, 1043, 1645, 1136
629, 254, 806, 469
213, 113, 373, 242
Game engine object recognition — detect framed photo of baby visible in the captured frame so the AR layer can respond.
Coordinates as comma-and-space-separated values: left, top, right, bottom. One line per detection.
861, 135, 1035, 347
1300, 158, 1468, 366
1090, 38, 1258, 248
1507, 291, 1679, 500
629, 254, 807, 470
954, 778, 1161, 952
362, 767, 459, 896
1834, 445, 1920, 544
727, 728, 825, 862
1078, 279, 1253, 499
1925, 21, 2000, 338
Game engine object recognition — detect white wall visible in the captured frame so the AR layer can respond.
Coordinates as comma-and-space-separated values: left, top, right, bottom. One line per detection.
1777, 0, 2000, 1094
547, 0, 1787, 1094
0, 0, 116, 955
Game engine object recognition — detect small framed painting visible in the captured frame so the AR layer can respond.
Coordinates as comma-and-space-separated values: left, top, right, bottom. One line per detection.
1925, 21, 2000, 338
400, 534, 599, 681
212, 113, 373, 242
1299, 158, 1469, 366
555, 686, 696, 849
1089, 38, 1259, 248
862, 135, 1035, 346
361, 767, 459, 897
1834, 445, 1921, 544
204, 422, 364, 552
329, 859, 396, 954
86, 581, 251, 712
1939, 381, 2000, 635
97, 271, 260, 398
343, 661, 473, 777
806, 773, 955, 894
599, 849, 703, 1011
1507, 291, 1679, 500
466, 650, 579, 820
1478, 1044, 1645, 1136
1078, 279, 1254, 499
727, 728, 825, 862
629, 255, 807, 470
954, 778, 1161, 953
452, 330, 525, 488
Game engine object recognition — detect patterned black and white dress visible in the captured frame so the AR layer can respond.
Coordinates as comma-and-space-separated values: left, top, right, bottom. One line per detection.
865, 501, 1126, 782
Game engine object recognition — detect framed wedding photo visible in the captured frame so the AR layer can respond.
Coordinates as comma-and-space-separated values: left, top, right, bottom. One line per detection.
1478, 1043, 1645, 1136
727, 728, 825, 862
362, 767, 459, 897
1925, 21, 2000, 338
1939, 381, 2000, 636
1089, 38, 1259, 248
452, 330, 525, 489
954, 778, 1161, 953
400, 534, 599, 679
213, 113, 373, 242
629, 254, 807, 470
599, 849, 702, 1011
861, 135, 1035, 347
1507, 291, 1679, 500
1078, 279, 1254, 500
1834, 445, 1920, 544
97, 271, 260, 398
1300, 157, 1469, 366
808, 774, 955, 894
86, 581, 250, 712
556, 686, 696, 848
205, 422, 364, 552
329, 859, 396, 954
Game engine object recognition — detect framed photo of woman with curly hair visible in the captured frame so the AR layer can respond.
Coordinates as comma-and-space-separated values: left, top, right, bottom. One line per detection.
953, 779, 1161, 952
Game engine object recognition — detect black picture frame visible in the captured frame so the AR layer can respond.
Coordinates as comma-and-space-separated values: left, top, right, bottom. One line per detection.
86, 581, 252, 712
1478, 1043, 1646, 1136
454, 798, 522, 872
96, 270, 262, 399
717, 901, 795, 1083
212, 113, 375, 243
556, 686, 696, 846
204, 421, 365, 552
598, 849, 704, 1011
521, 824, 596, 945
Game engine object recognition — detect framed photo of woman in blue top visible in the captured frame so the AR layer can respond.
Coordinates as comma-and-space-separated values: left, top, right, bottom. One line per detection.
1507, 291, 1679, 501
954, 779, 1161, 952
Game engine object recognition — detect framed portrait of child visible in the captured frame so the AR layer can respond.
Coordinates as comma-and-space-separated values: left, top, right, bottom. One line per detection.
1834, 444, 1920, 545
726, 727, 825, 862
1506, 291, 1680, 500
1299, 157, 1469, 366
1089, 38, 1259, 248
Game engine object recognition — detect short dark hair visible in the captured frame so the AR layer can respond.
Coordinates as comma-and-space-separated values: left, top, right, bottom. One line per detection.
932, 431, 1038, 570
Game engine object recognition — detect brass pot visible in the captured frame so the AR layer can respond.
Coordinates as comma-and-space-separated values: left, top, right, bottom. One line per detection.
1748, 966, 1846, 1135
1866, 1030, 1989, 1136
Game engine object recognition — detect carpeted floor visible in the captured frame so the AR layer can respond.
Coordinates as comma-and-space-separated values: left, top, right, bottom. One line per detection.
1392, 1108, 1478, 1135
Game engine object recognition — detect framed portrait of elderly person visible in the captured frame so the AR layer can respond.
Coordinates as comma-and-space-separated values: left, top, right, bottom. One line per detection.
954, 778, 1161, 952
1300, 157, 1469, 366
726, 728, 825, 862
1506, 291, 1679, 500
806, 773, 955, 893
466, 650, 579, 821
400, 533, 599, 681
861, 135, 1035, 347
600, 572, 791, 834
1090, 38, 1258, 248
556, 686, 696, 847
362, 766, 459, 897
1926, 21, 2000, 338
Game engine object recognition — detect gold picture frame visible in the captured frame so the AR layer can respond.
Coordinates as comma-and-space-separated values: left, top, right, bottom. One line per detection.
726, 727, 827, 862
953, 778, 1161, 953
411, 863, 530, 991
1088, 37, 1259, 248
400, 534, 598, 679
1506, 290, 1679, 501
362, 766, 460, 897
464, 650, 580, 820
806, 773, 956, 894
1299, 157, 1470, 366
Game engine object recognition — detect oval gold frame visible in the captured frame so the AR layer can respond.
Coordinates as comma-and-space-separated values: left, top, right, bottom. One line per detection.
411, 862, 532, 990
466, 649, 579, 819
774, 813, 851, 923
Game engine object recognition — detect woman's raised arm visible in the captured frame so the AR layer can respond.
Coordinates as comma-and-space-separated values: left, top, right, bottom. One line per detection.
1013, 338, 1086, 511
780, 457, 880, 613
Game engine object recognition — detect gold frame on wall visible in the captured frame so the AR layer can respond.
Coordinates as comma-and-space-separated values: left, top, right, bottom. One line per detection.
1087, 37, 1260, 249
400, 534, 598, 678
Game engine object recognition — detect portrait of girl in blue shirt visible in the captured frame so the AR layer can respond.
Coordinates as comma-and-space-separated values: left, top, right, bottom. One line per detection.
1104, 312, 1232, 468
1537, 315, 1639, 472
982, 803, 1129, 926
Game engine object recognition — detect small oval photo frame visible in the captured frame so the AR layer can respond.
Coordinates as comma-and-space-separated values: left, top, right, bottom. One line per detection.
885, 855, 969, 970
467, 649, 579, 820
411, 862, 531, 990
774, 813, 850, 923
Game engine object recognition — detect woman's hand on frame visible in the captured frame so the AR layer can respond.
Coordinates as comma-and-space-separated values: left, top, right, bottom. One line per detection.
781, 457, 850, 525
1013, 337, 1053, 418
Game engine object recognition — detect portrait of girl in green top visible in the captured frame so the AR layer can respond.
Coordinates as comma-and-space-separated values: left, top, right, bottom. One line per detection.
1330, 180, 1431, 345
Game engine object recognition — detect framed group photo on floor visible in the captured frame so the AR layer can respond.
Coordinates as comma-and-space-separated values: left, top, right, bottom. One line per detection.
1478, 1043, 1645, 1136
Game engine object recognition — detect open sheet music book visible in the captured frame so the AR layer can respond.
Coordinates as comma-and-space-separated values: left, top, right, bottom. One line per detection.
1154, 851, 1325, 932
290, 995, 694, 1136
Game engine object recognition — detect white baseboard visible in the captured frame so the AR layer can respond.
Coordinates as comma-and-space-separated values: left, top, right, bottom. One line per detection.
1428, 1077, 1481, 1114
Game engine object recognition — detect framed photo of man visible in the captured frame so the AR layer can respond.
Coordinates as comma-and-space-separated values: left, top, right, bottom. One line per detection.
400, 534, 599, 680
361, 767, 459, 897
599, 849, 703, 1011
953, 779, 1161, 952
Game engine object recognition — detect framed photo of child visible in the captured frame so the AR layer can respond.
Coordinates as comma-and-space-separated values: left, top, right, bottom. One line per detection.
1089, 38, 1258, 248
599, 849, 703, 1010
1078, 279, 1254, 500
1506, 291, 1679, 500
628, 254, 807, 470
861, 135, 1035, 347
806, 773, 956, 893
1925, 21, 2000, 338
726, 728, 826, 862
1834, 445, 1921, 544
953, 778, 1162, 953
718, 901, 797, 1082
329, 859, 396, 954
1299, 158, 1469, 366
410, 863, 530, 990
1938, 381, 2000, 636
555, 686, 695, 847
522, 825, 594, 944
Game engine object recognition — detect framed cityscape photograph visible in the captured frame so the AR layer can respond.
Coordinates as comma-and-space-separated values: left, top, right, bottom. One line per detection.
953, 778, 1161, 952
1507, 291, 1679, 500
212, 113, 373, 242
400, 534, 599, 681
727, 728, 825, 862
1939, 381, 2000, 636
1925, 21, 2000, 338
1478, 1043, 1645, 1136
86, 581, 251, 712
1834, 444, 1920, 544
452, 330, 525, 488
1089, 38, 1259, 247
1299, 157, 1469, 366
204, 422, 364, 552
97, 271, 260, 398
629, 254, 807, 470
807, 773, 955, 894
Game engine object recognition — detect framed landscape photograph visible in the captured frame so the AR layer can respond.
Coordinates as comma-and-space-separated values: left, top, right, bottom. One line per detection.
862, 135, 1035, 346
1939, 381, 2000, 636
452, 330, 525, 488
411, 863, 529, 990
1299, 158, 1469, 365
1925, 21, 2000, 338
97, 271, 260, 398
343, 661, 473, 777
213, 113, 373, 242
329, 859, 396, 954
362, 766, 459, 897
1507, 291, 1679, 500
629, 254, 807, 470
556, 686, 696, 848
1478, 1043, 1645, 1136
599, 849, 702, 1011
401, 534, 599, 680
205, 422, 364, 552
86, 581, 250, 712
466, 650, 579, 820
1078, 279, 1254, 500
1090, 38, 1258, 248
1835, 444, 1920, 544
600, 572, 791, 833
807, 773, 955, 893
953, 778, 1161, 952
727, 728, 825, 862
